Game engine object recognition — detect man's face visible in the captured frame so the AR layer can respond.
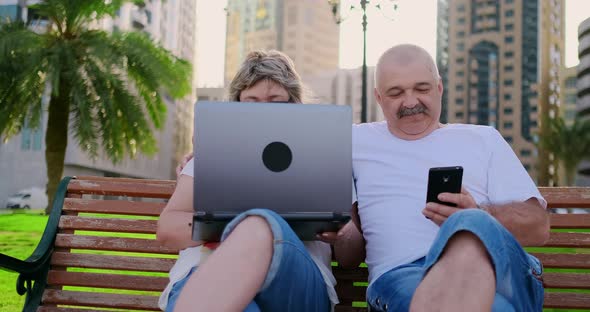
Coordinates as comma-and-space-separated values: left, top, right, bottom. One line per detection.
375, 58, 443, 140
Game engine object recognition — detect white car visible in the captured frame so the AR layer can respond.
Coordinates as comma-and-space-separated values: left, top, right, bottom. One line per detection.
5, 187, 48, 209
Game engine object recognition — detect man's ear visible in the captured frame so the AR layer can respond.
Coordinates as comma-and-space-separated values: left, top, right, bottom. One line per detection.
374, 88, 383, 106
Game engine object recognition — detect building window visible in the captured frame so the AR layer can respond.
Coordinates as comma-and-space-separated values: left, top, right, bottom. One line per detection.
505, 23, 514, 31
521, 149, 532, 157
457, 31, 465, 37
505, 10, 514, 17
20, 128, 31, 150
504, 93, 512, 100
504, 136, 513, 143
456, 85, 464, 92
456, 98, 464, 105
504, 65, 514, 72
565, 77, 576, 88
504, 121, 513, 129
505, 0, 514, 3
455, 111, 464, 118
457, 71, 465, 77
456, 57, 465, 64
504, 107, 513, 115
457, 42, 465, 51
524, 164, 531, 171
505, 36, 514, 43
504, 51, 514, 58
458, 17, 466, 24
566, 93, 577, 103
457, 4, 466, 12
504, 79, 514, 86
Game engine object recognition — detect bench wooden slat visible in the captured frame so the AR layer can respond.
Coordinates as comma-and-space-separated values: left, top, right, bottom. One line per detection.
532, 253, 590, 269
41, 290, 160, 310
544, 272, 590, 289
550, 214, 590, 229
50, 252, 175, 272
332, 267, 368, 281
54, 234, 178, 254
59, 216, 158, 234
335, 283, 366, 305
544, 232, 590, 248
67, 179, 175, 199
63, 198, 165, 216
38, 307, 115, 312
47, 271, 168, 291
333, 307, 368, 312
540, 187, 590, 208
544, 292, 590, 309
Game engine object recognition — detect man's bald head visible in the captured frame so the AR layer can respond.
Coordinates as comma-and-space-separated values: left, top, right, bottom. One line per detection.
375, 44, 440, 86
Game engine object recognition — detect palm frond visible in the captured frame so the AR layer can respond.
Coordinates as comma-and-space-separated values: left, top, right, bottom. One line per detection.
0, 22, 46, 140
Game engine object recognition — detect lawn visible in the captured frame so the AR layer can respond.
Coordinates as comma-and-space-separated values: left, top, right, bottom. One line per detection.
1, 210, 589, 312
0, 211, 47, 312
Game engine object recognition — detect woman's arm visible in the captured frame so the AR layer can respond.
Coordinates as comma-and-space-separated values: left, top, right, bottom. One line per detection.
156, 174, 203, 249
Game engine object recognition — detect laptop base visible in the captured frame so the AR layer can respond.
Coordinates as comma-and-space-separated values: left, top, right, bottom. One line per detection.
192, 211, 351, 242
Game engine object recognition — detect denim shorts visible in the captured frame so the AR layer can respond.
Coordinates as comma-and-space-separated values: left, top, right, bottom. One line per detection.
366, 209, 544, 312
166, 208, 331, 312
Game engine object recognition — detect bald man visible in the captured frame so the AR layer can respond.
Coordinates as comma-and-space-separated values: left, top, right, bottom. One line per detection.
349, 44, 549, 311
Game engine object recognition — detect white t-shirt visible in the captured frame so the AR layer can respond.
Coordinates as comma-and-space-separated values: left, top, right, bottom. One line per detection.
352, 122, 546, 285
158, 159, 338, 310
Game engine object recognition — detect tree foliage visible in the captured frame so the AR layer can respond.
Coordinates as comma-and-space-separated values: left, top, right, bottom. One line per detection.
0, 0, 192, 212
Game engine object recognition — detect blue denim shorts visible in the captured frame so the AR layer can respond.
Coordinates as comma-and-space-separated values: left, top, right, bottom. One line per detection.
367, 209, 544, 312
166, 208, 330, 312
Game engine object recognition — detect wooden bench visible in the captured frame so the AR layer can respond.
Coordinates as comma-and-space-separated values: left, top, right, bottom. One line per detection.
0, 176, 589, 311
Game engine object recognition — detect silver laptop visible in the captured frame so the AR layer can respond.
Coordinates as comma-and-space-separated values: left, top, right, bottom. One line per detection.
192, 101, 352, 241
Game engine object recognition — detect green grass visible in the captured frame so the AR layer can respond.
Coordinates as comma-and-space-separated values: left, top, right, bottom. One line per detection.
2, 211, 590, 311
0, 210, 47, 312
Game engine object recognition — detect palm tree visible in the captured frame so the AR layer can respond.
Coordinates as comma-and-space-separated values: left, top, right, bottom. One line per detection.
539, 115, 590, 186
0, 0, 192, 213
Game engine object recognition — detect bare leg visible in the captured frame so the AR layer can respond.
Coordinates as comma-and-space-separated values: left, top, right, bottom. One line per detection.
410, 231, 495, 312
174, 216, 273, 312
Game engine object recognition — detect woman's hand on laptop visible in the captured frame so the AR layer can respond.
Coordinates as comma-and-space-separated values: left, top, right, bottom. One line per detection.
176, 152, 194, 179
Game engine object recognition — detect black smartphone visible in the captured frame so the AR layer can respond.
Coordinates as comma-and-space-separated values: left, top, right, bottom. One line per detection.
426, 166, 463, 207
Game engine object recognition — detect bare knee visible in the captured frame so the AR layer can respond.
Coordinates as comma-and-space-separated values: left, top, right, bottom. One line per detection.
227, 216, 274, 250
442, 231, 491, 265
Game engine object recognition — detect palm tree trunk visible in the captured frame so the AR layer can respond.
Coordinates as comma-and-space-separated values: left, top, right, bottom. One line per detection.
44, 80, 70, 214
565, 165, 577, 187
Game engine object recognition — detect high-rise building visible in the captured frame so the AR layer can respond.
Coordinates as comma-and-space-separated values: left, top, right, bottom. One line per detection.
578, 17, 590, 116
561, 66, 578, 125
436, 0, 565, 185
224, 0, 339, 83
0, 0, 197, 203
304, 67, 384, 124
576, 17, 590, 186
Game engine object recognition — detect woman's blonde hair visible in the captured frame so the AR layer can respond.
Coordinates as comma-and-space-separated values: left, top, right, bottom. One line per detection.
228, 50, 305, 103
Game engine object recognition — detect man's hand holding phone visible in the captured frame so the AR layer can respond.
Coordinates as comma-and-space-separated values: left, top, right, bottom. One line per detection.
422, 166, 477, 226
422, 186, 478, 226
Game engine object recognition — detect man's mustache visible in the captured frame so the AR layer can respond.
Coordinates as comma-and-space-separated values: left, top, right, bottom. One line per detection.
397, 103, 427, 118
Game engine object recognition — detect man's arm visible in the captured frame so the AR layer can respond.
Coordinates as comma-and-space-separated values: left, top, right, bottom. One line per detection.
156, 174, 203, 249
425, 190, 550, 246
484, 198, 550, 246
318, 202, 366, 268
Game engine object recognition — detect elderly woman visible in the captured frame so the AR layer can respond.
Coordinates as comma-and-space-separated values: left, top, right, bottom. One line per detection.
156, 50, 364, 312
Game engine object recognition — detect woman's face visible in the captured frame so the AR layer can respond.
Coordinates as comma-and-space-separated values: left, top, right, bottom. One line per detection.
239, 79, 290, 103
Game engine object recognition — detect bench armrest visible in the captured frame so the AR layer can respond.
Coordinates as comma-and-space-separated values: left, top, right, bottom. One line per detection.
0, 177, 72, 296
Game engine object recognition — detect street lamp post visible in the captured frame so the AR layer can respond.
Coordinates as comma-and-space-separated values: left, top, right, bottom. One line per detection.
329, 0, 397, 123
360, 0, 368, 123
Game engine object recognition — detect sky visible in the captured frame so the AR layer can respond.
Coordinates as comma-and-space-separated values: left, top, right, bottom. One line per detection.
195, 0, 590, 87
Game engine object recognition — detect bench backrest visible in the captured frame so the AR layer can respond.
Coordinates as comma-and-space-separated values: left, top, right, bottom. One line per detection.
39, 176, 590, 311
